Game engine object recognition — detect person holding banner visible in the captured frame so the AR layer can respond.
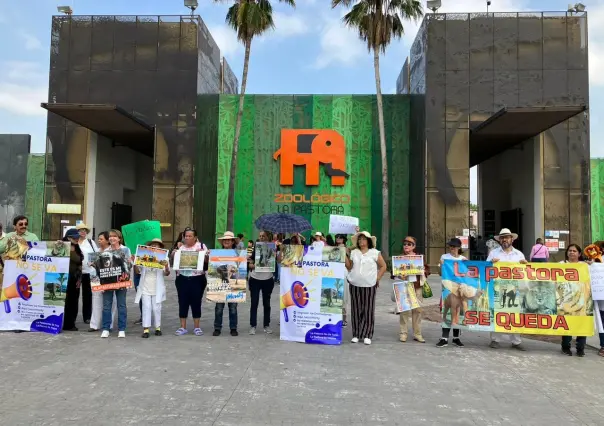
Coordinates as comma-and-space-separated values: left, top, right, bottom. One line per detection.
487, 228, 527, 351
248, 231, 276, 335
213, 232, 239, 337
173, 228, 208, 337
437, 238, 467, 347
345, 230, 387, 345
560, 244, 587, 357
100, 229, 132, 338
397, 236, 430, 343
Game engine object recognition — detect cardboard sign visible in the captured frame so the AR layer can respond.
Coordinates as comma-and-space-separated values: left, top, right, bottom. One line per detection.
328, 214, 359, 235
121, 220, 162, 254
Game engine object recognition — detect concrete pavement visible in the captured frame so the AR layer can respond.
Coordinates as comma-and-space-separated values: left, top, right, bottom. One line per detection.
0, 275, 603, 426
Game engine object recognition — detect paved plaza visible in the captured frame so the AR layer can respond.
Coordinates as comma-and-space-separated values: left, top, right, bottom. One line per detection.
1, 276, 603, 426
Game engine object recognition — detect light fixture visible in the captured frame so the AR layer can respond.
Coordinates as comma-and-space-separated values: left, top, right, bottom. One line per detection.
427, 0, 441, 13
487, 0, 492, 12
574, 2, 586, 12
57, 6, 73, 15
184, 0, 198, 16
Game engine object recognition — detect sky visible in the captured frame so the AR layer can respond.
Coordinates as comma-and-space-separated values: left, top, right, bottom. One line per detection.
0, 0, 603, 205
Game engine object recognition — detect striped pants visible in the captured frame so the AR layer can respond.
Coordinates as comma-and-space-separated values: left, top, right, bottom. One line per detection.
349, 284, 377, 339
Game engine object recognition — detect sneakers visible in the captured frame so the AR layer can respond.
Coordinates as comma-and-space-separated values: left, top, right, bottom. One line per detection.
562, 347, 573, 356
399, 333, 408, 343
118, 331, 126, 338
436, 339, 448, 347
101, 330, 110, 338
489, 341, 500, 349
351, 337, 359, 343
213, 329, 221, 336
363, 338, 372, 345
249, 327, 256, 335
230, 329, 238, 336
155, 329, 162, 336
264, 327, 273, 334
451, 338, 464, 347
142, 329, 150, 338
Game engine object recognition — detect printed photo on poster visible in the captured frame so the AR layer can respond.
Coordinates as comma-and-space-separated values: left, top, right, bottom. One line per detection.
0, 244, 70, 334
89, 248, 132, 291
255, 242, 276, 273
280, 244, 305, 267
392, 255, 424, 278
206, 250, 248, 303
134, 245, 169, 270
393, 281, 420, 313
172, 250, 206, 271
322, 246, 346, 263
320, 277, 345, 313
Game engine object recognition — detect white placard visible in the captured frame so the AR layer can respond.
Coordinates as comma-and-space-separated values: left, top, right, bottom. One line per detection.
589, 263, 604, 301
328, 215, 359, 235
173, 250, 206, 271
462, 229, 470, 237
558, 241, 565, 249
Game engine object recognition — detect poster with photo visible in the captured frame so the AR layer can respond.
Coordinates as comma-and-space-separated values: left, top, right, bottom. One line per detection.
254, 242, 276, 273
206, 250, 248, 303
134, 245, 169, 270
90, 248, 133, 291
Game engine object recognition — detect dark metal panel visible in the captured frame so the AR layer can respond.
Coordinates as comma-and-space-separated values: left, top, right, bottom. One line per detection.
69, 16, 92, 71
470, 13, 494, 70
518, 13, 543, 70
543, 14, 568, 70
0, 135, 31, 232
112, 16, 137, 70
136, 17, 159, 70
91, 16, 115, 71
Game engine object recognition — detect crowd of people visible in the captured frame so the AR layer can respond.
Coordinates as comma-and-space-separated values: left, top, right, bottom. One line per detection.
1, 215, 603, 358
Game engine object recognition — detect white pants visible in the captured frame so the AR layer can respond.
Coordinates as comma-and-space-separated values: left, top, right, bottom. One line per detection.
142, 294, 162, 329
490, 332, 522, 345
90, 291, 116, 330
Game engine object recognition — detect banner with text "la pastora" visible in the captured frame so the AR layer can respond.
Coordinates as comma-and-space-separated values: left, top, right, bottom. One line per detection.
441, 260, 594, 336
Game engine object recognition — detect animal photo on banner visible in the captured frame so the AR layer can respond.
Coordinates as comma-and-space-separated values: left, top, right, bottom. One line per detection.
320, 277, 345, 313
43, 272, 68, 306
254, 242, 276, 273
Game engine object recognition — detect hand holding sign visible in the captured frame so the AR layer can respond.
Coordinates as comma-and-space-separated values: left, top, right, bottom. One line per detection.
329, 215, 359, 235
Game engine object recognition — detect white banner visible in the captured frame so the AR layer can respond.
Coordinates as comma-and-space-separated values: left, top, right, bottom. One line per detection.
279, 247, 345, 345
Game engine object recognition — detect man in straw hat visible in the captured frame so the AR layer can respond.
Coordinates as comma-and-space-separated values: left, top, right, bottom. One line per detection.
487, 228, 528, 351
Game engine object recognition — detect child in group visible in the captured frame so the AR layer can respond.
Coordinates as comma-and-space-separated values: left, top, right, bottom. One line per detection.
134, 238, 170, 338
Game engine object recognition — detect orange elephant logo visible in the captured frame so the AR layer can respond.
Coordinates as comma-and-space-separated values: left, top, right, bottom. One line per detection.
273, 129, 349, 186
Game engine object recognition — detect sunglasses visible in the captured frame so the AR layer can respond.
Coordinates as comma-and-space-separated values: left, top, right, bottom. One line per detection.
17, 222, 28, 226
403, 241, 415, 246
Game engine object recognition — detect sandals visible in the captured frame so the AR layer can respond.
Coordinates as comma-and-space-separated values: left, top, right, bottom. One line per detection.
175, 328, 188, 336
194, 328, 203, 336
599, 348, 604, 357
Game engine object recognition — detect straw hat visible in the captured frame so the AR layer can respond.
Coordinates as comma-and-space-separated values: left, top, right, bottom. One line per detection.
218, 231, 236, 240
75, 223, 90, 232
351, 231, 377, 247
146, 238, 165, 248
494, 228, 518, 241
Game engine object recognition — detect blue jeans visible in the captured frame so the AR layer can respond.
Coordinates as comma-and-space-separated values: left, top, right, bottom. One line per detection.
102, 289, 127, 331
214, 302, 238, 330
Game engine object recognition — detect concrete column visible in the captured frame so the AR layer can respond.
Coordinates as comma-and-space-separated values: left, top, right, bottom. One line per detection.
84, 130, 97, 233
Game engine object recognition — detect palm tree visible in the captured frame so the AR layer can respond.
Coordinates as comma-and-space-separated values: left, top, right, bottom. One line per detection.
215, 0, 296, 231
332, 0, 423, 259
334, 278, 344, 302
57, 273, 67, 294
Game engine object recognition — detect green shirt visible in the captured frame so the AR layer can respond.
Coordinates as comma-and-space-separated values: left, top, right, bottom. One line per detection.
0, 231, 39, 254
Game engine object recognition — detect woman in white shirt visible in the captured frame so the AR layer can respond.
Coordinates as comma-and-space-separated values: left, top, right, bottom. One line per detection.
76, 223, 98, 325
345, 230, 387, 345
437, 238, 467, 348
134, 238, 170, 338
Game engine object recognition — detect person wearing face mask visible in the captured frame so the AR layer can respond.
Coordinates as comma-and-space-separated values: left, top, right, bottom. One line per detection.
487, 228, 528, 351
560, 244, 588, 357
397, 236, 430, 343
76, 223, 98, 325
100, 229, 132, 339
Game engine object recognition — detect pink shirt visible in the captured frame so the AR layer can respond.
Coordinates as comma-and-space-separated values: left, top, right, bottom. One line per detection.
529, 244, 549, 260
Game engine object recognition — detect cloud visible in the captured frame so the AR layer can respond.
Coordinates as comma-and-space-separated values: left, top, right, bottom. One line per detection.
208, 24, 243, 58
272, 11, 309, 37
19, 32, 43, 50
0, 83, 47, 116
4, 61, 45, 81
315, 0, 527, 68
588, 2, 604, 86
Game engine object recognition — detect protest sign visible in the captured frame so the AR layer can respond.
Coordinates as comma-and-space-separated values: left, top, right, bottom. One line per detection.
172, 250, 206, 271
206, 250, 247, 303
121, 220, 161, 254
392, 255, 424, 282
589, 263, 604, 300
0, 243, 70, 334
393, 281, 420, 313
280, 246, 345, 345
134, 245, 169, 270
255, 242, 276, 273
90, 248, 133, 291
440, 260, 594, 336
328, 214, 359, 235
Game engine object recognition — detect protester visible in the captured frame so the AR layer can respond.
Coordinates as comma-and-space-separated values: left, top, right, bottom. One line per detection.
173, 228, 208, 336
213, 231, 239, 337
89, 231, 115, 332
76, 223, 97, 325
326, 234, 335, 247
248, 230, 276, 335
0, 215, 38, 253
313, 232, 325, 243
345, 230, 387, 345
237, 233, 245, 250
398, 236, 429, 343
100, 229, 132, 338
134, 238, 169, 338
487, 228, 527, 350
62, 228, 84, 331
247, 240, 254, 259
335, 234, 349, 326
560, 244, 587, 357
529, 238, 549, 263
437, 238, 467, 347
